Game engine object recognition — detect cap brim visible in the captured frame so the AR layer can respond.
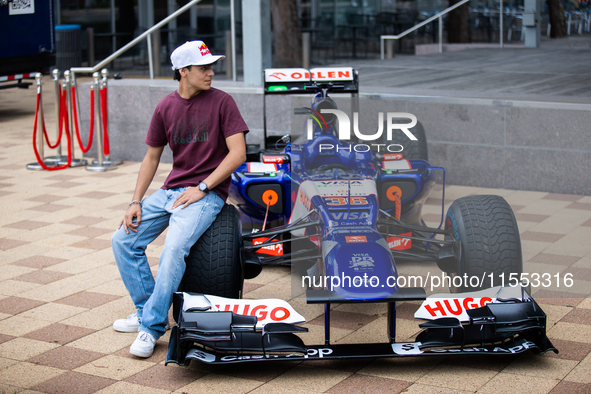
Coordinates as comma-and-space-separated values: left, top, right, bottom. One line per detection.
193, 55, 225, 66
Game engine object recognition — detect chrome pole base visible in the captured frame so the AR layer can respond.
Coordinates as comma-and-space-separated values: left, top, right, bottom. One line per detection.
44, 155, 69, 163
85, 161, 119, 172
57, 158, 88, 167
26, 160, 58, 171
91, 159, 123, 166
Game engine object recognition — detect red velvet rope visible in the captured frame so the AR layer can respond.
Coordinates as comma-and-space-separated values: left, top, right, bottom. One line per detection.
71, 86, 95, 153
41, 84, 63, 149
100, 86, 110, 155
32, 89, 72, 171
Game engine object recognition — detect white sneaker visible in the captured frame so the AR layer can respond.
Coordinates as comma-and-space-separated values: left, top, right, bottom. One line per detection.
113, 312, 140, 333
130, 331, 156, 358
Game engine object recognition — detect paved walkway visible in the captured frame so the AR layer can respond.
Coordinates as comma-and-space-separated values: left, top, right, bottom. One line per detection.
342, 35, 591, 101
0, 38, 590, 393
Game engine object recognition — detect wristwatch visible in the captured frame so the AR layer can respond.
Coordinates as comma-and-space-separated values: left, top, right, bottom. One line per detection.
198, 181, 209, 193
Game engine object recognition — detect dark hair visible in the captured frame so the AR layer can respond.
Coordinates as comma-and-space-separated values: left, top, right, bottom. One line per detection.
173, 65, 192, 81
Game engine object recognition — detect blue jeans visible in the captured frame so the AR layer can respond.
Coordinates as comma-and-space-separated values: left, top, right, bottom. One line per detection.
111, 187, 224, 339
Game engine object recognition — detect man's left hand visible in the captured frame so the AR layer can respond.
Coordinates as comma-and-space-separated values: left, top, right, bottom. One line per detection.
172, 187, 206, 209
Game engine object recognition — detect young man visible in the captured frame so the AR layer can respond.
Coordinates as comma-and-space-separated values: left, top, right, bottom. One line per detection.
111, 40, 248, 358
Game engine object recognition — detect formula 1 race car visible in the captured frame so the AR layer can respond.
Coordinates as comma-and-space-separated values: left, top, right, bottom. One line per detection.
166, 67, 557, 365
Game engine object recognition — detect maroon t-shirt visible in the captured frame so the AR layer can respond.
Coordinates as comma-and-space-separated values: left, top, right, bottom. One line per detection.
145, 88, 249, 201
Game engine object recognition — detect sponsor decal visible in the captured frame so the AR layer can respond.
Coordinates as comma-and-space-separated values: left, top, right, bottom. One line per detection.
387, 232, 412, 251
330, 212, 370, 220
429, 340, 537, 354
253, 237, 283, 256
263, 155, 284, 164
345, 235, 367, 243
186, 349, 216, 363
383, 153, 403, 161
204, 295, 305, 329
392, 342, 423, 355
349, 254, 375, 269
415, 297, 494, 321
199, 43, 211, 56
264, 67, 353, 82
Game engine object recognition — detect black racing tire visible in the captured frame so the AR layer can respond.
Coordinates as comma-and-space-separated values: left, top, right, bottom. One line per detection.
445, 195, 522, 292
179, 204, 243, 298
389, 119, 429, 161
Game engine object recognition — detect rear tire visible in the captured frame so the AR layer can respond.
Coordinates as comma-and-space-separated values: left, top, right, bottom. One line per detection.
179, 204, 243, 298
445, 195, 522, 292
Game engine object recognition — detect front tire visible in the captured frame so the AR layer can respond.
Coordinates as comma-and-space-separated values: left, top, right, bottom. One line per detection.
445, 195, 522, 292
179, 204, 243, 298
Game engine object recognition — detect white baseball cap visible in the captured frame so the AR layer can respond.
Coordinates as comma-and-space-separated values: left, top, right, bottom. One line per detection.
170, 40, 225, 70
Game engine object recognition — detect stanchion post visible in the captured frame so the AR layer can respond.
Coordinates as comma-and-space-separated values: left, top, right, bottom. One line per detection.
27, 74, 54, 170
86, 69, 120, 171
45, 69, 66, 163
61, 70, 87, 167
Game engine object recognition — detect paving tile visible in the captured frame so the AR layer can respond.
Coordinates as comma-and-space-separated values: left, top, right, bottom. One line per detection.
326, 373, 411, 393
30, 371, 115, 394
55, 291, 120, 309
549, 322, 591, 344
559, 308, 591, 325
359, 356, 441, 382
248, 384, 324, 394
0, 315, 52, 336
301, 358, 375, 373
19, 302, 87, 323
23, 323, 96, 345
175, 372, 264, 394
0, 280, 41, 297
69, 238, 112, 250
44, 181, 86, 189
550, 381, 591, 394
521, 231, 565, 243
95, 381, 170, 394
0, 296, 46, 315
504, 353, 578, 380
65, 226, 112, 238
402, 383, 473, 393
112, 337, 169, 365
545, 339, 591, 362
74, 354, 155, 380
417, 364, 497, 391
478, 372, 558, 394
567, 202, 591, 211
543, 194, 583, 202
10, 255, 67, 269
13, 269, 72, 285
3, 221, 50, 230
0, 362, 64, 389
0, 334, 15, 345
26, 194, 67, 203
0, 238, 28, 251
67, 328, 136, 353
308, 310, 379, 331
75, 191, 118, 199
60, 216, 108, 226
27, 346, 104, 370
0, 337, 60, 361
528, 253, 582, 267
26, 204, 70, 212
515, 213, 551, 223
124, 364, 204, 391
582, 219, 591, 227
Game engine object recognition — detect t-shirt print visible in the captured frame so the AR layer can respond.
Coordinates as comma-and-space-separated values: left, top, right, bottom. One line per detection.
170, 113, 209, 146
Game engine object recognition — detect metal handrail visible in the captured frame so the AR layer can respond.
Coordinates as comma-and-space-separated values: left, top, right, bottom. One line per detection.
380, 0, 495, 59
70, 0, 203, 78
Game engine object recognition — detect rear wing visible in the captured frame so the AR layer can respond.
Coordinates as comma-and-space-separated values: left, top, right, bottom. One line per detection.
262, 67, 359, 149
263, 67, 358, 94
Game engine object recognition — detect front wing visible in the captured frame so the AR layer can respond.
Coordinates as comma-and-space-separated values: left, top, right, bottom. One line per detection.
165, 291, 557, 366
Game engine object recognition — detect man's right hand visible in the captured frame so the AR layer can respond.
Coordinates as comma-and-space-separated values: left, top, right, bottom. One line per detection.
119, 204, 142, 234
